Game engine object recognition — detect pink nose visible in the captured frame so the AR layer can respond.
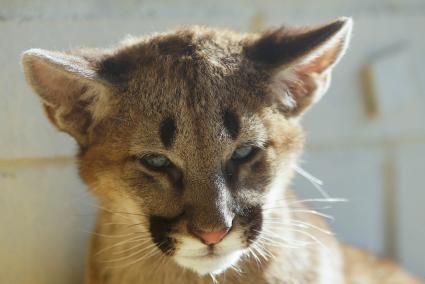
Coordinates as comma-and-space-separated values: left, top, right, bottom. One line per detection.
196, 228, 229, 245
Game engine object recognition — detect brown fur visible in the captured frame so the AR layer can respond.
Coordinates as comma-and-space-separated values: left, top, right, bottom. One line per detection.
22, 18, 420, 283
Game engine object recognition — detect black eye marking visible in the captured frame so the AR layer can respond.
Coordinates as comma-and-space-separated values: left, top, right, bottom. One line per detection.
160, 117, 176, 148
223, 110, 240, 140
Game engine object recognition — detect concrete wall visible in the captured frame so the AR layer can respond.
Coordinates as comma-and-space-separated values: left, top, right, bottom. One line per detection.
1, 0, 424, 282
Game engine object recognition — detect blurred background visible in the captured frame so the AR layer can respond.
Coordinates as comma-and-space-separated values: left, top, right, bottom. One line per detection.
1, 0, 424, 283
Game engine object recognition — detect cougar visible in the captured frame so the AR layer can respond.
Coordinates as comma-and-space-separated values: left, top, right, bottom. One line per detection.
22, 17, 420, 283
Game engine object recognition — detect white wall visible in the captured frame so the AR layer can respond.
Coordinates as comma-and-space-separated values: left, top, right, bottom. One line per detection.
1, 0, 424, 282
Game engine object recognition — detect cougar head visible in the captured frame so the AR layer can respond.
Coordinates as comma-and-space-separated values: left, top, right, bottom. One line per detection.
22, 18, 352, 275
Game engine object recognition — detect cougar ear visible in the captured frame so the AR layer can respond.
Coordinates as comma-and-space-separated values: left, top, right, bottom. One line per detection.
22, 49, 113, 145
244, 17, 353, 117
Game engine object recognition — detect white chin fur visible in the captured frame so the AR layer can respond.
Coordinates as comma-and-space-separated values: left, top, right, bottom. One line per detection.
174, 250, 243, 275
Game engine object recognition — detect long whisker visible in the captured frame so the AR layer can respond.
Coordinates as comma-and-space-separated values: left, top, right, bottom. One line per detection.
248, 247, 262, 267
263, 209, 335, 221
209, 273, 219, 284
101, 241, 157, 263
258, 228, 311, 247
94, 235, 150, 257
250, 243, 268, 261
289, 220, 333, 235
288, 198, 348, 205
256, 234, 306, 249
111, 238, 153, 256
251, 241, 274, 261
293, 165, 330, 199
230, 263, 243, 275
82, 201, 147, 220
101, 222, 146, 227
289, 209, 335, 221
262, 220, 333, 235
262, 205, 333, 211
86, 231, 145, 239
149, 251, 168, 280
104, 241, 162, 269
285, 228, 331, 256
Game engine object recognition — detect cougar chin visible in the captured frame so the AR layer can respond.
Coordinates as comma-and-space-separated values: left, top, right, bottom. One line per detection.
174, 250, 244, 275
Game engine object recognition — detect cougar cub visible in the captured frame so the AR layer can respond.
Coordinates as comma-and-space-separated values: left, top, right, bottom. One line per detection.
22, 17, 419, 283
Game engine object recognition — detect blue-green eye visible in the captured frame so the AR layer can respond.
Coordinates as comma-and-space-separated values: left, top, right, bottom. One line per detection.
231, 145, 255, 160
140, 154, 171, 169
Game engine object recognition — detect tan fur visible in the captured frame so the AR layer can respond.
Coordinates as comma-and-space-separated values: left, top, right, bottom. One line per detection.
22, 18, 420, 283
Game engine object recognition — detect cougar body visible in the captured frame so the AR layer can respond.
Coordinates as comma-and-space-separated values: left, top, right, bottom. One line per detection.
22, 18, 420, 283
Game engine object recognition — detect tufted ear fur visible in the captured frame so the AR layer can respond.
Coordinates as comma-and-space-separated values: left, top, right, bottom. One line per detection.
244, 17, 353, 117
22, 49, 113, 145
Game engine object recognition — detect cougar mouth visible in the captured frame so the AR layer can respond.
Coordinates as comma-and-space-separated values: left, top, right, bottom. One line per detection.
147, 205, 263, 275
171, 222, 262, 275
173, 243, 246, 275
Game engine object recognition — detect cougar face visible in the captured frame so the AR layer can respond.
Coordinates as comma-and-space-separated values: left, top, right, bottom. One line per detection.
22, 19, 352, 275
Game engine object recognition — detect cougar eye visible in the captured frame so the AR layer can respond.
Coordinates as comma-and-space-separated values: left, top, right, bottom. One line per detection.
139, 154, 171, 170
231, 145, 255, 161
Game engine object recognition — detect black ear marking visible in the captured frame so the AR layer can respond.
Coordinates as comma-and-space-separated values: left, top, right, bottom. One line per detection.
160, 117, 177, 148
97, 52, 138, 83
223, 110, 240, 140
243, 18, 352, 118
244, 19, 347, 68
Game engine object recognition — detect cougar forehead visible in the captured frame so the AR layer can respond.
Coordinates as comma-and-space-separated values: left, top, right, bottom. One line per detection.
108, 27, 267, 119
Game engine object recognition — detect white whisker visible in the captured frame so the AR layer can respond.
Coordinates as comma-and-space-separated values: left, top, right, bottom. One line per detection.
258, 228, 311, 247
104, 242, 162, 269
101, 241, 157, 263
94, 235, 149, 257
111, 239, 152, 255
248, 247, 262, 267
293, 165, 330, 199
285, 228, 331, 256
209, 273, 219, 284
288, 198, 348, 204
262, 220, 333, 235
88, 231, 143, 239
